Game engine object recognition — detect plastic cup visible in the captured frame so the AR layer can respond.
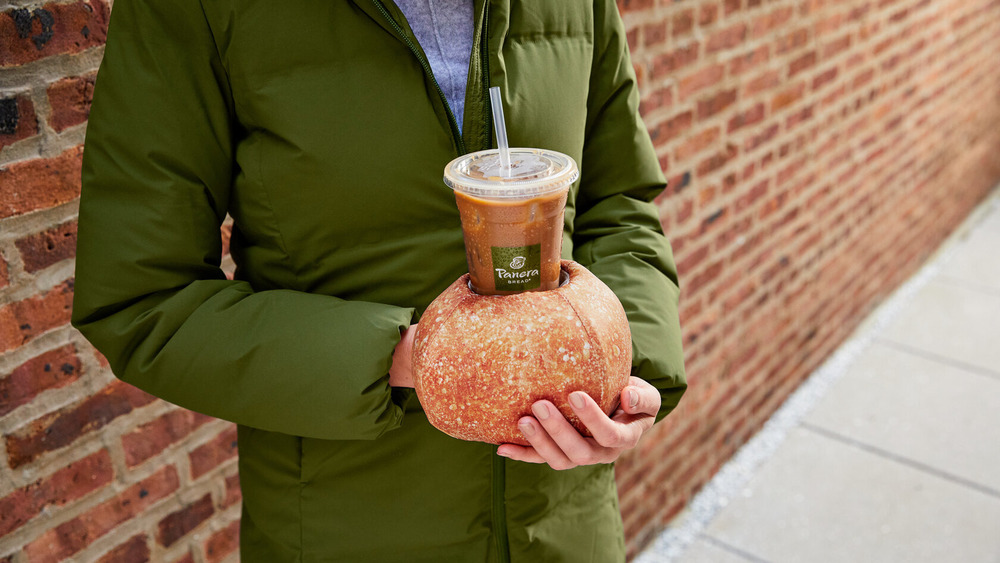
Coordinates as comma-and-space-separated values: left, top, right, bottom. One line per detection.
444, 148, 579, 295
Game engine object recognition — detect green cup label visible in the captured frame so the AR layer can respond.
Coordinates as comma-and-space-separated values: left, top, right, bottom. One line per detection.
491, 244, 541, 291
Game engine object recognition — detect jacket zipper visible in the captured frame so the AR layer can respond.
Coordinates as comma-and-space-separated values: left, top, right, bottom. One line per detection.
479, 1, 493, 153
492, 452, 509, 563
480, 6, 510, 560
369, 0, 466, 155
477, 5, 510, 559
370, 2, 508, 560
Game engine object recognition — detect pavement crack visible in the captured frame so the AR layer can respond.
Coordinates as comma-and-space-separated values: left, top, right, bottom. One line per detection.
873, 337, 1000, 382
801, 422, 1000, 501
934, 275, 1000, 299
699, 534, 774, 563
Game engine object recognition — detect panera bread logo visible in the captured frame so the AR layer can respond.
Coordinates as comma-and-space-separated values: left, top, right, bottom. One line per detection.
492, 244, 541, 291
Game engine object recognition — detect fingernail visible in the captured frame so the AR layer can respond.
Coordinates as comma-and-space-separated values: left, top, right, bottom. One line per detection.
518, 421, 535, 437
532, 402, 550, 420
570, 392, 586, 409
628, 388, 638, 409
497, 448, 511, 458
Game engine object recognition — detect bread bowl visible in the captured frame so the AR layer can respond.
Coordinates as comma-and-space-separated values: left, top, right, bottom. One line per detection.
413, 260, 631, 445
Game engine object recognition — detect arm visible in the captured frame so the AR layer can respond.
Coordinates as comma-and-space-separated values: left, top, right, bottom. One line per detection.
499, 0, 686, 467
72, 0, 414, 441
573, 0, 687, 422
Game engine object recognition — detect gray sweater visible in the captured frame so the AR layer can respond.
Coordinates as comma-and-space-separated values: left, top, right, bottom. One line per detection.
395, 0, 474, 132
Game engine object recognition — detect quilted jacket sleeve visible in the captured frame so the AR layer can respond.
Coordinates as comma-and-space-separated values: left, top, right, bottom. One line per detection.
572, 0, 687, 421
72, 0, 414, 440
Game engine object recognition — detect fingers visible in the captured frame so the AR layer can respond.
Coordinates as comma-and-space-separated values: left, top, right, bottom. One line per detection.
622, 376, 662, 417
519, 405, 586, 470
569, 391, 647, 450
499, 380, 663, 471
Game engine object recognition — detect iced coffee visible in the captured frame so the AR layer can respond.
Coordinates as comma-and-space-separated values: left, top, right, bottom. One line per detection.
444, 149, 579, 295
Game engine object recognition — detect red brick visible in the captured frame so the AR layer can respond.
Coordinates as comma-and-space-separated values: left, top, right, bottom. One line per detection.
786, 105, 815, 130
674, 127, 721, 162
5, 379, 156, 468
675, 198, 694, 225
0, 258, 8, 289
157, 494, 214, 547
15, 221, 78, 272
696, 144, 739, 176
751, 6, 795, 38
639, 87, 673, 118
849, 3, 872, 22
97, 534, 150, 563
626, 28, 639, 53
685, 259, 724, 295
189, 425, 238, 479
204, 520, 240, 563
776, 27, 810, 55
815, 12, 845, 36
771, 82, 806, 111
723, 0, 742, 17
0, 94, 38, 149
698, 185, 717, 207
0, 1, 109, 66
123, 409, 213, 468
728, 103, 766, 133
699, 4, 719, 26
823, 34, 852, 59
744, 69, 781, 96
812, 66, 839, 91
0, 344, 82, 417
222, 473, 242, 509
745, 123, 780, 152
789, 51, 818, 77
0, 146, 83, 219
25, 465, 179, 562
706, 23, 747, 53
678, 64, 726, 100
728, 45, 770, 75
697, 89, 738, 120
643, 20, 667, 47
650, 42, 700, 80
0, 279, 74, 354
676, 243, 711, 275
735, 179, 770, 212
649, 111, 694, 145
673, 9, 695, 38
0, 449, 112, 536
46, 74, 95, 132
170, 554, 195, 563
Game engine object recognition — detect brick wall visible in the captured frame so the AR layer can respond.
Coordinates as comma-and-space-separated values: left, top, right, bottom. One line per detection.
613, 0, 1000, 558
1, 0, 999, 561
1, 2, 241, 562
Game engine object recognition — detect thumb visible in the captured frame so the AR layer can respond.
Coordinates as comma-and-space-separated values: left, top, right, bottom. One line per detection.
622, 379, 660, 417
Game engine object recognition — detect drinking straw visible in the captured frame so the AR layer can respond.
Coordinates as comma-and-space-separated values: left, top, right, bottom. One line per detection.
489, 86, 512, 177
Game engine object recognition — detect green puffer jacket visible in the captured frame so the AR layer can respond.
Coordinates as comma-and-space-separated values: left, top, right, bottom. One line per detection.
72, 0, 687, 560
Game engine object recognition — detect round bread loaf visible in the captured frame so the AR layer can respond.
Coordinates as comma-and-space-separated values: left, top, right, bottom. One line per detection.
412, 260, 632, 445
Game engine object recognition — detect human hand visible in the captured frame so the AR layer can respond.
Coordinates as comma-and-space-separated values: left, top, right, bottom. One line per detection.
388, 324, 416, 388
496, 376, 659, 470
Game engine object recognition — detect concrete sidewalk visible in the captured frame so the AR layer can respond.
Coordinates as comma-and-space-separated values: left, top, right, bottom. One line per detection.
637, 187, 1000, 563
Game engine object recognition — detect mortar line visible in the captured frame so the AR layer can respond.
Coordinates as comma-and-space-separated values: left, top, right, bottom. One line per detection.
800, 422, 1000, 501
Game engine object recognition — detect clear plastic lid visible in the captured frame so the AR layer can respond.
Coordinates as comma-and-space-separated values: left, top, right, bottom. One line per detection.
444, 148, 579, 199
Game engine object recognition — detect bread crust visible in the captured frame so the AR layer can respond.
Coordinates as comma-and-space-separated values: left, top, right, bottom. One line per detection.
413, 261, 632, 445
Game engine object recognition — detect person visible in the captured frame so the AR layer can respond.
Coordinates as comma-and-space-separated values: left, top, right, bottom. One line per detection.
72, 0, 687, 561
